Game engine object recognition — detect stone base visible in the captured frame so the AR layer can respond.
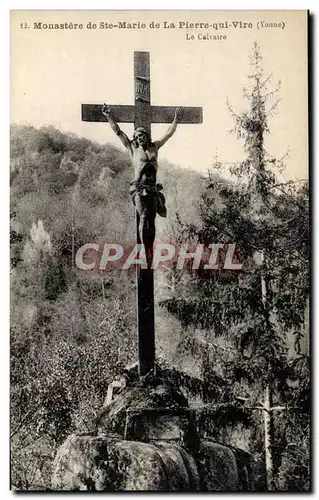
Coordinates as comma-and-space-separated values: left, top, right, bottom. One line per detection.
52, 379, 258, 491
52, 434, 254, 491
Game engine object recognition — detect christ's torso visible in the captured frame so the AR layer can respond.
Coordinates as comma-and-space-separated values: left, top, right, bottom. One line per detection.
130, 143, 158, 184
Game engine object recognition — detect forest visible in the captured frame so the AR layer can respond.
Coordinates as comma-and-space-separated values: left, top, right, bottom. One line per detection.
10, 45, 309, 491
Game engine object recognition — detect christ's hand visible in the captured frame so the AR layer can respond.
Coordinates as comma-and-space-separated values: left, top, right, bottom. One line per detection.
102, 103, 111, 116
174, 107, 183, 121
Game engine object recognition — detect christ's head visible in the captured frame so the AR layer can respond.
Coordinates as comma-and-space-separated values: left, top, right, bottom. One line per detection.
133, 127, 151, 147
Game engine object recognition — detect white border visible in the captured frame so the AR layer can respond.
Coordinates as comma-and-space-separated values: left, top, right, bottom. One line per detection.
2, 1, 316, 498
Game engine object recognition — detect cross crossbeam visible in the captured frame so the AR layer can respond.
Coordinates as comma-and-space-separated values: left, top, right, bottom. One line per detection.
82, 104, 203, 124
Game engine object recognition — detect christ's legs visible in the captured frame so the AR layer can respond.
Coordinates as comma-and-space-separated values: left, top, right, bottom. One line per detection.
135, 194, 157, 268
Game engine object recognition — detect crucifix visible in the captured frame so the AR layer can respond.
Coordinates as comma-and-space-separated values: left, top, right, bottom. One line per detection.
82, 52, 203, 378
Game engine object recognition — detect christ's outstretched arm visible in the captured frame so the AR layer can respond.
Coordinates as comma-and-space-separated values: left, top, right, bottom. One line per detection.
102, 103, 132, 151
155, 107, 183, 149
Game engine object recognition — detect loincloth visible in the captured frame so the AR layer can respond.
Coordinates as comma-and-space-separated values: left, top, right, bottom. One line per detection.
129, 181, 167, 218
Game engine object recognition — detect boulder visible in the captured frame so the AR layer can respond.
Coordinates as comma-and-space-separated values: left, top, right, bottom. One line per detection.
52, 435, 200, 491
198, 441, 239, 491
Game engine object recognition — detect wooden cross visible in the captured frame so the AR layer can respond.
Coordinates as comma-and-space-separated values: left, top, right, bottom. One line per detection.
82, 52, 203, 378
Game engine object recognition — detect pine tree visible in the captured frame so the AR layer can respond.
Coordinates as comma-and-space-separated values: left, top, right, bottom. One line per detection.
161, 43, 309, 491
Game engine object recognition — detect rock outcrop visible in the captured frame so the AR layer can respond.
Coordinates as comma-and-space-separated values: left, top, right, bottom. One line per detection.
52, 377, 257, 491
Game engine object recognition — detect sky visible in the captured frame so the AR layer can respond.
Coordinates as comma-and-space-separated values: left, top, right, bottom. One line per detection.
11, 10, 308, 181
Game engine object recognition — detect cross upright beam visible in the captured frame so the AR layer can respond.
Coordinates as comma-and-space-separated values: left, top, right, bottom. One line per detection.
134, 51, 151, 133
82, 51, 203, 379
133, 52, 154, 378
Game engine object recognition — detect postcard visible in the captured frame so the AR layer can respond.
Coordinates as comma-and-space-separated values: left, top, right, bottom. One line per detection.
10, 10, 309, 492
